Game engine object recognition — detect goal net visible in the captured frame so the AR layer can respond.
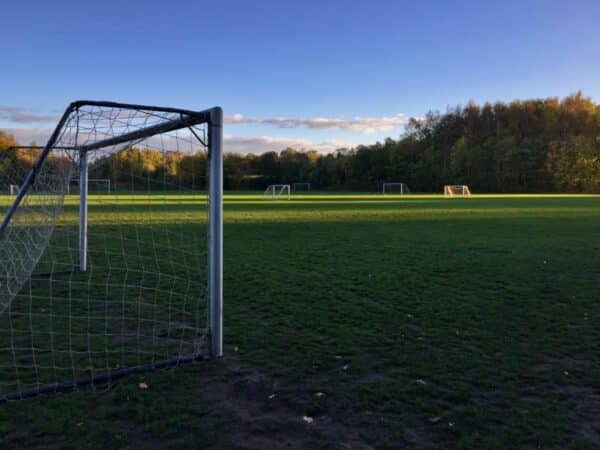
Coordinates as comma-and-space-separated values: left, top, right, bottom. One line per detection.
264, 184, 290, 200
382, 182, 410, 195
444, 185, 471, 197
292, 182, 311, 193
0, 101, 223, 401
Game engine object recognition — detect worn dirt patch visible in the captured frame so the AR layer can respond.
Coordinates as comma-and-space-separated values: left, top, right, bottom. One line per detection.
196, 356, 398, 449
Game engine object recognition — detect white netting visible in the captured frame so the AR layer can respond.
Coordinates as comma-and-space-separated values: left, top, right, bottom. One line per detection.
0, 104, 210, 399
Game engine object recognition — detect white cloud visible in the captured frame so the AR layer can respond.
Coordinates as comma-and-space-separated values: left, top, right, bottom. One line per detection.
3, 128, 355, 154
223, 134, 355, 154
2, 105, 409, 136
2, 128, 52, 145
3, 106, 405, 154
0, 107, 59, 124
224, 113, 408, 135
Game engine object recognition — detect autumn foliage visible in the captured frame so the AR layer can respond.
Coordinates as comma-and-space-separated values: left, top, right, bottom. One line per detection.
1, 93, 599, 193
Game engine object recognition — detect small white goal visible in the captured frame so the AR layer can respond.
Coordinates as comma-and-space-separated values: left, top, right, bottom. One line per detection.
383, 182, 409, 195
68, 178, 112, 194
264, 184, 290, 200
444, 185, 471, 197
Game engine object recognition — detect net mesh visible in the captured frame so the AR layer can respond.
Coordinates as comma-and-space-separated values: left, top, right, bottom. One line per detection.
0, 104, 209, 399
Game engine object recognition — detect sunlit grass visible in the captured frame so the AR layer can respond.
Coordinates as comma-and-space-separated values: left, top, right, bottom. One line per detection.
0, 192, 599, 449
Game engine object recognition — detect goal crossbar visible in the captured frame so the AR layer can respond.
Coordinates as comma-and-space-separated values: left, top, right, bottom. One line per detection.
1, 102, 214, 236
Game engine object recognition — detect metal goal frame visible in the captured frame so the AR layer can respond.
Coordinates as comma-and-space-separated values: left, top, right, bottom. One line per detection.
264, 184, 291, 200
68, 177, 112, 194
382, 182, 410, 195
292, 182, 311, 193
0, 100, 223, 401
443, 185, 472, 197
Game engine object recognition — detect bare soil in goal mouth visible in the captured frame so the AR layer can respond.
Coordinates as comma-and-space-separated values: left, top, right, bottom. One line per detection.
195, 355, 399, 450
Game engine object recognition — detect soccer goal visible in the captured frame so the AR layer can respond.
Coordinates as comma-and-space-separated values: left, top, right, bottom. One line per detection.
444, 185, 471, 197
382, 182, 410, 195
2, 146, 113, 195
264, 184, 290, 200
1, 146, 41, 197
0, 100, 223, 401
68, 178, 111, 194
292, 182, 311, 193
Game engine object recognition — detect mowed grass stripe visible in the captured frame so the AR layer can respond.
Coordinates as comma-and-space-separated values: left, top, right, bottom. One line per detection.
0, 193, 598, 449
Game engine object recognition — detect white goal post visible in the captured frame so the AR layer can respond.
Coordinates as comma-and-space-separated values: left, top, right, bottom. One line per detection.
264, 184, 291, 200
444, 185, 472, 197
292, 182, 311, 192
0, 101, 223, 401
9, 185, 19, 195
382, 182, 410, 195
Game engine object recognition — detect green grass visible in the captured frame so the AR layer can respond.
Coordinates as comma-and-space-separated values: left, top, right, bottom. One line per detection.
1, 193, 599, 449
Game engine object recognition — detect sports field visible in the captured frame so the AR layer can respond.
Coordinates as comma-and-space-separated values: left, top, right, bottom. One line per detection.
1, 193, 599, 449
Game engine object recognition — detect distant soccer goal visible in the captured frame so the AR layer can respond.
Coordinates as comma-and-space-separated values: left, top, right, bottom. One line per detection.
264, 184, 291, 200
444, 185, 471, 197
1, 146, 41, 197
382, 182, 410, 195
68, 178, 111, 194
292, 182, 311, 193
0, 100, 224, 402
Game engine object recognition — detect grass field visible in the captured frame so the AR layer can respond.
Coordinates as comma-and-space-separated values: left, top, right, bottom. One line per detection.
1, 193, 599, 449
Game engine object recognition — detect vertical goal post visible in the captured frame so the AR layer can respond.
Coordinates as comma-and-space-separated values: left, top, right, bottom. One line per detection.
0, 101, 223, 401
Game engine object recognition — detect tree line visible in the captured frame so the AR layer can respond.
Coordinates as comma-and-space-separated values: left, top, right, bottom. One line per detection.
1, 92, 599, 193
233, 92, 598, 193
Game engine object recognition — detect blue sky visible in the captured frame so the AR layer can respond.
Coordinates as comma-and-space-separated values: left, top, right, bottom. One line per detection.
1, 0, 599, 153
